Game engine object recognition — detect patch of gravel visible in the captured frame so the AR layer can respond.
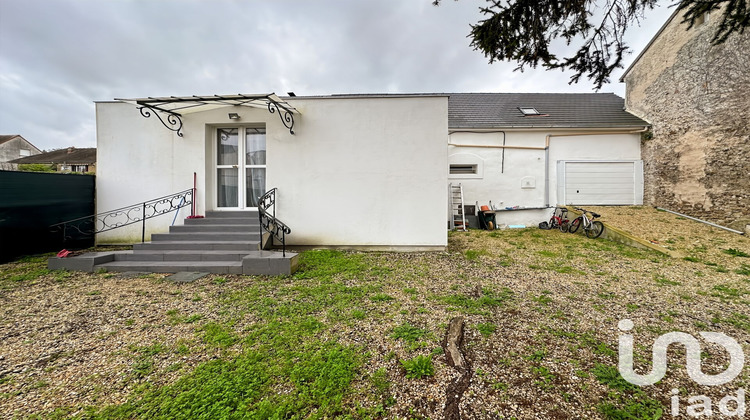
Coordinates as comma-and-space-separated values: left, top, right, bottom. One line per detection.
587, 205, 749, 268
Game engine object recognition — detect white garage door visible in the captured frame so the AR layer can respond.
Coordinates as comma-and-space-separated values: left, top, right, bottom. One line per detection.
558, 161, 643, 205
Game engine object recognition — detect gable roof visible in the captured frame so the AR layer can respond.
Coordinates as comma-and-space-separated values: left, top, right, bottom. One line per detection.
0, 134, 42, 152
10, 147, 96, 165
0, 135, 21, 145
448, 92, 648, 129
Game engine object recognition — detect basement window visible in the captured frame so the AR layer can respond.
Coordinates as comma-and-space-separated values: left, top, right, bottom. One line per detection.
450, 164, 478, 175
519, 107, 541, 116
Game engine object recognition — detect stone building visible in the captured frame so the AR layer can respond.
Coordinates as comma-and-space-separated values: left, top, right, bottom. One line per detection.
620, 8, 750, 230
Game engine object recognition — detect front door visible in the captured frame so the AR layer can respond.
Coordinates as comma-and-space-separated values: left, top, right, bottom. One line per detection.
216, 127, 266, 209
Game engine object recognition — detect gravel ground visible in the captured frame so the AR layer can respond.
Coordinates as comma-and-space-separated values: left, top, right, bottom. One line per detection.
1, 207, 748, 419
587, 205, 749, 269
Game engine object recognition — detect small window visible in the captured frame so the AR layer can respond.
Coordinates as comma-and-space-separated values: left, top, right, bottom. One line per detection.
450, 164, 477, 175
19, 149, 30, 157
519, 107, 541, 116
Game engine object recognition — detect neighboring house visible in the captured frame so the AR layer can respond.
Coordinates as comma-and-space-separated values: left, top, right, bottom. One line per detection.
620, 8, 750, 230
94, 92, 646, 248
10, 147, 97, 173
0, 135, 42, 170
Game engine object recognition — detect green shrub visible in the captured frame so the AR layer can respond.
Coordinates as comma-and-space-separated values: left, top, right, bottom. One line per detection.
18, 163, 55, 172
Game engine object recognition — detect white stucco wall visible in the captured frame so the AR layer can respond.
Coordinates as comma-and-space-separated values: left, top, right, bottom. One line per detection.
95, 102, 196, 243
548, 133, 642, 206
448, 130, 641, 226
95, 96, 448, 249
272, 96, 448, 249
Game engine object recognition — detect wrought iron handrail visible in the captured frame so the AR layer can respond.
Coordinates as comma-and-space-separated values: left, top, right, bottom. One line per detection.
258, 188, 291, 257
50, 188, 194, 244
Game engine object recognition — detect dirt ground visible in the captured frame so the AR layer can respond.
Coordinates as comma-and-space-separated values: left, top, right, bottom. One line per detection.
1, 206, 748, 419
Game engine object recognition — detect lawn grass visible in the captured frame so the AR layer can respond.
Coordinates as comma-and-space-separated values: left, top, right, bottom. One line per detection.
1, 229, 748, 419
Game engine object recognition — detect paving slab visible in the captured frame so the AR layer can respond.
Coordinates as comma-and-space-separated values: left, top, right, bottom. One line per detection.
165, 272, 209, 283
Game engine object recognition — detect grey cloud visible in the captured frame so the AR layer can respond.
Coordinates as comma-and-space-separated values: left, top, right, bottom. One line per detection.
0, 0, 674, 150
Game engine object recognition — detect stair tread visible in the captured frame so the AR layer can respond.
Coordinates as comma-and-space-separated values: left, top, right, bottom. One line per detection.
99, 261, 243, 267
133, 250, 252, 254
141, 240, 258, 244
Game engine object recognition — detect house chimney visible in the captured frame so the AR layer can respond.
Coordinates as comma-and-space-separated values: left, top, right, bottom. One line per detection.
67, 147, 74, 154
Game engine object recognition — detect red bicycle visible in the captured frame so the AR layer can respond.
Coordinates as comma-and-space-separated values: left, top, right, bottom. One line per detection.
548, 207, 570, 232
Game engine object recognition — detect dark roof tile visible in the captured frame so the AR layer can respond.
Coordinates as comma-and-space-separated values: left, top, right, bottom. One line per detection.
10, 147, 96, 164
448, 92, 648, 128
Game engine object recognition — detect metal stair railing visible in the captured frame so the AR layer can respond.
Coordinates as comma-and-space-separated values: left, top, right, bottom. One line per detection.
50, 188, 194, 245
258, 188, 291, 257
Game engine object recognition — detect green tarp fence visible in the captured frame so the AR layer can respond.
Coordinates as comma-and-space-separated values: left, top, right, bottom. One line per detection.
0, 171, 95, 263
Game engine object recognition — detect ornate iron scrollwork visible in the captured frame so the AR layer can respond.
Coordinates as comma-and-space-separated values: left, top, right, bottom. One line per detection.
258, 188, 292, 256
138, 105, 184, 137
50, 189, 194, 244
267, 101, 295, 135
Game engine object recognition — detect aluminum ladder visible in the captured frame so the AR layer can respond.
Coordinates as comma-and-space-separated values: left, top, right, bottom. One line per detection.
449, 183, 467, 231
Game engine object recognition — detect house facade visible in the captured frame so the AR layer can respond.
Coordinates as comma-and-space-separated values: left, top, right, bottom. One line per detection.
620, 9, 750, 230
0, 135, 42, 170
94, 92, 646, 248
96, 94, 449, 250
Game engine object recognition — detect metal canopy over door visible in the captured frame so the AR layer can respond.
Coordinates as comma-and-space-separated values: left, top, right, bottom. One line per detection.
216, 127, 266, 209
557, 161, 643, 205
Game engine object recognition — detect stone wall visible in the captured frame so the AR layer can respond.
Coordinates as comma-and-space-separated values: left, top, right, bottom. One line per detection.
623, 11, 750, 230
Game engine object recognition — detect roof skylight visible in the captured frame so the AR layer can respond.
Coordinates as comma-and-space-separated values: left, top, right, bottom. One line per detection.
519, 107, 541, 116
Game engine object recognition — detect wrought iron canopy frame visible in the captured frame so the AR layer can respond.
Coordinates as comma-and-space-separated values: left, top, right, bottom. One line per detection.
115, 93, 298, 136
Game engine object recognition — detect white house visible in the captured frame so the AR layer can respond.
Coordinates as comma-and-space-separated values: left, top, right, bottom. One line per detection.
94, 92, 647, 249
95, 94, 448, 251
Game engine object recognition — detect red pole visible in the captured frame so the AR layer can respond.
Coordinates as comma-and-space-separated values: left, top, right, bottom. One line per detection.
192, 172, 196, 217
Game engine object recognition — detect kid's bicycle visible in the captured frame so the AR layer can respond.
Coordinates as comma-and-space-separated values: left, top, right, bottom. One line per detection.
548, 207, 570, 232
568, 208, 604, 238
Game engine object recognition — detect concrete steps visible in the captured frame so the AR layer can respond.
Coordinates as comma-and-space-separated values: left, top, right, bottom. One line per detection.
133, 241, 259, 251
49, 211, 298, 275
96, 260, 245, 274
150, 232, 259, 241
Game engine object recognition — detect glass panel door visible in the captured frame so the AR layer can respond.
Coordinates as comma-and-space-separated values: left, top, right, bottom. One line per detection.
217, 128, 239, 208
245, 128, 266, 208
216, 127, 266, 209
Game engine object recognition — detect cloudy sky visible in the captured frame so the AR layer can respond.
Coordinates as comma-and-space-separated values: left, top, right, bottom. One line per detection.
0, 0, 675, 151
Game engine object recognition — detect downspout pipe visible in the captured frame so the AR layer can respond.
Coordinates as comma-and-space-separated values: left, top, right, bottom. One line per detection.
657, 207, 745, 235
